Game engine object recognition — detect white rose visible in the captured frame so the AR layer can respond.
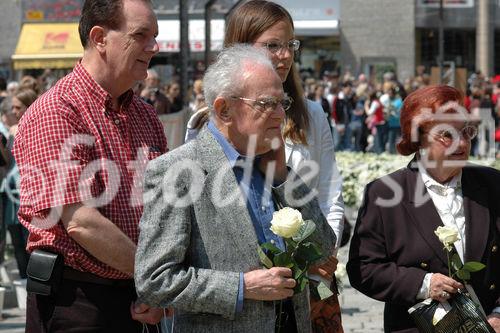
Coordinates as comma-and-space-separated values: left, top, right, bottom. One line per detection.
434, 226, 460, 251
270, 207, 304, 238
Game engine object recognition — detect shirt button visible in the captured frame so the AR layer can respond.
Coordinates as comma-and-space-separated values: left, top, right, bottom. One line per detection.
492, 245, 498, 253
261, 206, 266, 211
270, 240, 275, 245
490, 284, 496, 291
114, 119, 120, 125
420, 262, 428, 269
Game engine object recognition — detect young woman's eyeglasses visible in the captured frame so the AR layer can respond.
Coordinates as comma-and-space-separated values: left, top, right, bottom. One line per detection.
429, 125, 478, 144
231, 96, 293, 112
255, 40, 300, 54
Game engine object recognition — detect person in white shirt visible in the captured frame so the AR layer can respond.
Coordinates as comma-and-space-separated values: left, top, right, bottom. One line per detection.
348, 85, 500, 333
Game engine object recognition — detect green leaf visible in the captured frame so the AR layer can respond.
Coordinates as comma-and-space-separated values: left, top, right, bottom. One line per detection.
285, 237, 298, 250
257, 246, 273, 269
451, 253, 463, 271
260, 242, 281, 255
456, 268, 471, 281
316, 281, 334, 300
463, 261, 486, 272
294, 275, 309, 293
293, 266, 304, 280
274, 252, 293, 268
292, 220, 316, 243
294, 242, 323, 266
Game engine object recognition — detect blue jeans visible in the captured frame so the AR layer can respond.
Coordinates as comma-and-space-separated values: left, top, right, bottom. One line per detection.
374, 123, 388, 154
348, 121, 363, 152
387, 127, 401, 154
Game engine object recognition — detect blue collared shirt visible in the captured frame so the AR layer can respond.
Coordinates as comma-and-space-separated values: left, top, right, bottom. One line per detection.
207, 121, 285, 312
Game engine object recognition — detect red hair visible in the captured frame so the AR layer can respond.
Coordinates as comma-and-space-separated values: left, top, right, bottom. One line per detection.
397, 85, 464, 155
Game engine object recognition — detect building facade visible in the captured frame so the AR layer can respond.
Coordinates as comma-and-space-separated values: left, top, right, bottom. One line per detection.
341, 0, 499, 83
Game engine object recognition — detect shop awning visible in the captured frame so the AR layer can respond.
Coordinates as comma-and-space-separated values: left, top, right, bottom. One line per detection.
12, 23, 83, 70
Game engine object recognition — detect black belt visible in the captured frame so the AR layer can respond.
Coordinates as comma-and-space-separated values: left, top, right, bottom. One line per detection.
63, 266, 134, 288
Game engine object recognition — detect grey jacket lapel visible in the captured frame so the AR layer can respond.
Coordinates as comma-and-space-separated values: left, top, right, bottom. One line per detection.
195, 127, 261, 268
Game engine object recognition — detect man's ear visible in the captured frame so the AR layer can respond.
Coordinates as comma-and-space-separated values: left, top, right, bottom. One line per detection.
213, 97, 232, 124
88, 26, 106, 53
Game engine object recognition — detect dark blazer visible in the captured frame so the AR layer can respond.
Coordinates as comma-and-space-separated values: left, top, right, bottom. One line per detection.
347, 161, 500, 333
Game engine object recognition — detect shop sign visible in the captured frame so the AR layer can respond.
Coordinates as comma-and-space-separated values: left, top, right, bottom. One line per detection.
23, 0, 83, 22
42, 32, 70, 50
25, 10, 44, 20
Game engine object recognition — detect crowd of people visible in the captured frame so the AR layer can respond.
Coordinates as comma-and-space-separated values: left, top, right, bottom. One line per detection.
0, 0, 499, 333
301, 68, 500, 158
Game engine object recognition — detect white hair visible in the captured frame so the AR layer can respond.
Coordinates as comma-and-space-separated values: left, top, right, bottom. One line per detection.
203, 44, 275, 110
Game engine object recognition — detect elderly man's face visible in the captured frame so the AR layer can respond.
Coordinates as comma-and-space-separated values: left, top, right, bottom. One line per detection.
227, 64, 285, 155
105, 0, 159, 89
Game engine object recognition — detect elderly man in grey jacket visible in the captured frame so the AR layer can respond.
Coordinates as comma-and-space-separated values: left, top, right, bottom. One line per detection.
135, 45, 335, 333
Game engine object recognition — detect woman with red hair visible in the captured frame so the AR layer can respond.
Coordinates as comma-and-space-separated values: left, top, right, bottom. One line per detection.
347, 85, 500, 332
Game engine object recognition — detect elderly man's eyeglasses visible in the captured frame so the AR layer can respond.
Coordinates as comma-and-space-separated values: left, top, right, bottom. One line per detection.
231, 96, 293, 112
430, 125, 478, 144
255, 40, 300, 54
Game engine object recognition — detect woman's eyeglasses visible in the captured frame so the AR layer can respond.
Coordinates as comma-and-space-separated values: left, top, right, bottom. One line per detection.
231, 96, 293, 112
430, 125, 478, 144
255, 39, 300, 54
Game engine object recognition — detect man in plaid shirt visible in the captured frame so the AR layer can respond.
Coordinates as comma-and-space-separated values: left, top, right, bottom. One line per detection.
13, 0, 168, 332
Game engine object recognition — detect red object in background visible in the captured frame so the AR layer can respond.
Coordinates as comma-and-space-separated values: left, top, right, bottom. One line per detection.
492, 75, 500, 84
495, 128, 500, 142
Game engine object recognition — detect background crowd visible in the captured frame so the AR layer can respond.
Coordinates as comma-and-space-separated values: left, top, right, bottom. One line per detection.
1, 59, 500, 303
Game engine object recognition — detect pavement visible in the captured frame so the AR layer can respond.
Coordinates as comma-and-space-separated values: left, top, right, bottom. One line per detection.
337, 242, 385, 333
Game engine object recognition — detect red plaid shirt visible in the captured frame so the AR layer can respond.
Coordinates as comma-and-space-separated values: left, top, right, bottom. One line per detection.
13, 63, 168, 279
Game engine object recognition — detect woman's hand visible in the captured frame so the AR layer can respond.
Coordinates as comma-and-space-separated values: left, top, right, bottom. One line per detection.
309, 255, 338, 281
429, 273, 463, 302
487, 313, 500, 333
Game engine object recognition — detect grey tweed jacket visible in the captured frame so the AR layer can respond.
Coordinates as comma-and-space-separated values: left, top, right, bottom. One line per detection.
135, 127, 336, 333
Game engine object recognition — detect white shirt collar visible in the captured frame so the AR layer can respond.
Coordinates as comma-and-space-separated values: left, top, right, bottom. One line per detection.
417, 161, 462, 194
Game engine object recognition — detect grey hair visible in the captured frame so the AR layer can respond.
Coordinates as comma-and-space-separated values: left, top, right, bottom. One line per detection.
203, 44, 275, 110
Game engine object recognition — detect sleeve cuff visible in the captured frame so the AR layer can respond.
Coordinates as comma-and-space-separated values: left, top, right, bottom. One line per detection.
492, 307, 500, 314
236, 272, 244, 313
416, 273, 433, 300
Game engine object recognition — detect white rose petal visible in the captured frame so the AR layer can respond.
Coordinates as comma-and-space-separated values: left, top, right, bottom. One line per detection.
270, 207, 304, 238
434, 226, 460, 251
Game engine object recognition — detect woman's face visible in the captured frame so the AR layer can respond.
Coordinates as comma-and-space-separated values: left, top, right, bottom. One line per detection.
253, 20, 295, 83
420, 120, 475, 176
169, 84, 180, 98
11, 97, 27, 120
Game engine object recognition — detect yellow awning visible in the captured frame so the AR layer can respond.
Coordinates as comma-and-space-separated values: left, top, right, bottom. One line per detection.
12, 23, 83, 70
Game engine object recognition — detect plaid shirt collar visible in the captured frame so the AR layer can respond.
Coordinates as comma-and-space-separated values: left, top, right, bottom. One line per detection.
73, 62, 134, 113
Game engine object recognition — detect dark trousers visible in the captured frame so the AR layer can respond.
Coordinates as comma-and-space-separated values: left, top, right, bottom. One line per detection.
7, 223, 29, 278
26, 278, 161, 333
275, 299, 297, 333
